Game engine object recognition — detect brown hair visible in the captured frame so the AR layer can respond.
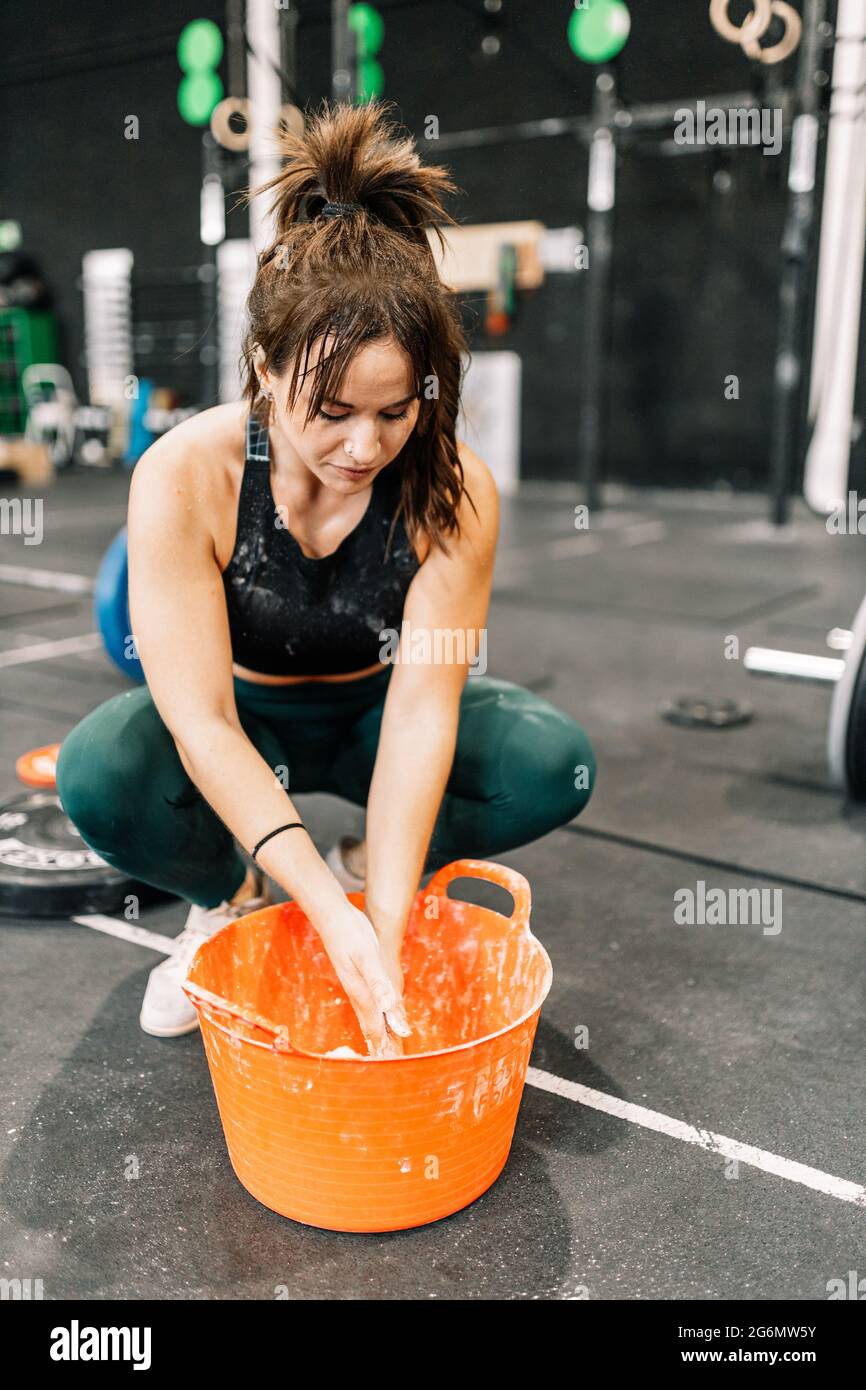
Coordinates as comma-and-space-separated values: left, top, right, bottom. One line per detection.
239, 99, 477, 560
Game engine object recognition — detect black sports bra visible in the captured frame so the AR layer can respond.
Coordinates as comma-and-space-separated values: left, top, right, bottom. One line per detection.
221, 413, 422, 676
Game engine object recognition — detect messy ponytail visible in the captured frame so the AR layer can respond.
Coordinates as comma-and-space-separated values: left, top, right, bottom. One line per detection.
238, 99, 476, 559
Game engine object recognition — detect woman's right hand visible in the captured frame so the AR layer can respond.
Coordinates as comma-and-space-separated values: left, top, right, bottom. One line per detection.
315, 899, 412, 1057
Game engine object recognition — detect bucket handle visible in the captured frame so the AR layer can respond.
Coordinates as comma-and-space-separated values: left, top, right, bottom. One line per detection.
181, 978, 296, 1055
425, 858, 532, 930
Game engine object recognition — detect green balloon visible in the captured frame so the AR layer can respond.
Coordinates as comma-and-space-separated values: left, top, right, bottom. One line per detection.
348, 4, 385, 59
356, 57, 384, 102
178, 71, 224, 126
567, 0, 631, 65
177, 18, 224, 74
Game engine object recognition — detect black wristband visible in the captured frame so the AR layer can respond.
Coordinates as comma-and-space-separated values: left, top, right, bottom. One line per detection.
251, 822, 307, 864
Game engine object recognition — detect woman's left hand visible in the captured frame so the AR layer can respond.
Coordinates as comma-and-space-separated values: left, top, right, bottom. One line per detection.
377, 932, 404, 996
374, 926, 408, 1056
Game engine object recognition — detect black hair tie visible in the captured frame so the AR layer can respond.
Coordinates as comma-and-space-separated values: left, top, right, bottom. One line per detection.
251, 822, 307, 864
321, 201, 363, 219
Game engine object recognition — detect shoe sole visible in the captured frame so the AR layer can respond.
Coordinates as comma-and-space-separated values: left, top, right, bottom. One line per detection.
139, 1013, 200, 1038
138, 889, 275, 1040
325, 840, 365, 892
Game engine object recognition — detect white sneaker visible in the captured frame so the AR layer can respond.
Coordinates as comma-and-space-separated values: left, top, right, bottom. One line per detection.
325, 835, 366, 892
140, 871, 271, 1038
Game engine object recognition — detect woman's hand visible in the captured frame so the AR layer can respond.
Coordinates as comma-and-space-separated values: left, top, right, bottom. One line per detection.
374, 929, 409, 1057
315, 900, 412, 1057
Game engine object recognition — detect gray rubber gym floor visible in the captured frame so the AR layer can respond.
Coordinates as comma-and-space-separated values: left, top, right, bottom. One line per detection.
2, 470, 864, 1300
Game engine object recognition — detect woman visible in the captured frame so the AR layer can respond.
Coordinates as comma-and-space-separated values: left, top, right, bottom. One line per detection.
56, 101, 595, 1055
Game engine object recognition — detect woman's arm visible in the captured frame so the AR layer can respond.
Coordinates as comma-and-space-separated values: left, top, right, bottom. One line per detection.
363, 444, 500, 950
127, 424, 409, 1054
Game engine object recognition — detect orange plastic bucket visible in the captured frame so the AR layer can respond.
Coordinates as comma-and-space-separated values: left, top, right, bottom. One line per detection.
183, 858, 551, 1232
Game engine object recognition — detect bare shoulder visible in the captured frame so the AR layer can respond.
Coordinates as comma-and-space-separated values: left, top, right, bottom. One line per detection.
128, 400, 246, 527
456, 438, 499, 552
412, 439, 498, 568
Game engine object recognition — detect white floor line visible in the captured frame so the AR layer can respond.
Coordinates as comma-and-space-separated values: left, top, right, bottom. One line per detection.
0, 563, 94, 594
526, 1067, 866, 1208
72, 914, 176, 955
66, 917, 866, 1207
0, 633, 103, 667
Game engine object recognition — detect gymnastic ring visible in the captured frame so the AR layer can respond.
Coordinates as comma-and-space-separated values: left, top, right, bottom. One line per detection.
709, 0, 773, 45
740, 0, 802, 63
277, 103, 305, 139
210, 96, 251, 151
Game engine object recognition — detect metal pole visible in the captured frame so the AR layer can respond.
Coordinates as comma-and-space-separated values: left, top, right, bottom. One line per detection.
246, 0, 283, 255
418, 91, 768, 154
579, 68, 617, 514
199, 132, 222, 409
803, 0, 866, 513
225, 0, 245, 99
279, 1, 300, 107
331, 0, 354, 105
767, 0, 827, 525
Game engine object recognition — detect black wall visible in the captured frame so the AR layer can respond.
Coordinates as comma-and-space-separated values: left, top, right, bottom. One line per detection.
1, 0, 860, 491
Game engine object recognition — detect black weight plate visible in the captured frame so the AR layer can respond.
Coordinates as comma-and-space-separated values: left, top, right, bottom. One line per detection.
0, 791, 142, 918
661, 695, 753, 729
828, 592, 866, 796
844, 639, 866, 799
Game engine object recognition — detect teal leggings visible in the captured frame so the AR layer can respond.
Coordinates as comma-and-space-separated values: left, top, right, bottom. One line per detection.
56, 666, 595, 909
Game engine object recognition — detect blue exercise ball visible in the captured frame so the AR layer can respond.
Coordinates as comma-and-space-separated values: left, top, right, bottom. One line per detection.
94, 527, 145, 683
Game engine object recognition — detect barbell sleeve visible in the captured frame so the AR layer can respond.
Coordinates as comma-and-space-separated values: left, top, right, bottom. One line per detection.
744, 647, 844, 684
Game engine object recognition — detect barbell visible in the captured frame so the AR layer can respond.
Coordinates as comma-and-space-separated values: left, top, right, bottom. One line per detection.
744, 592, 866, 798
